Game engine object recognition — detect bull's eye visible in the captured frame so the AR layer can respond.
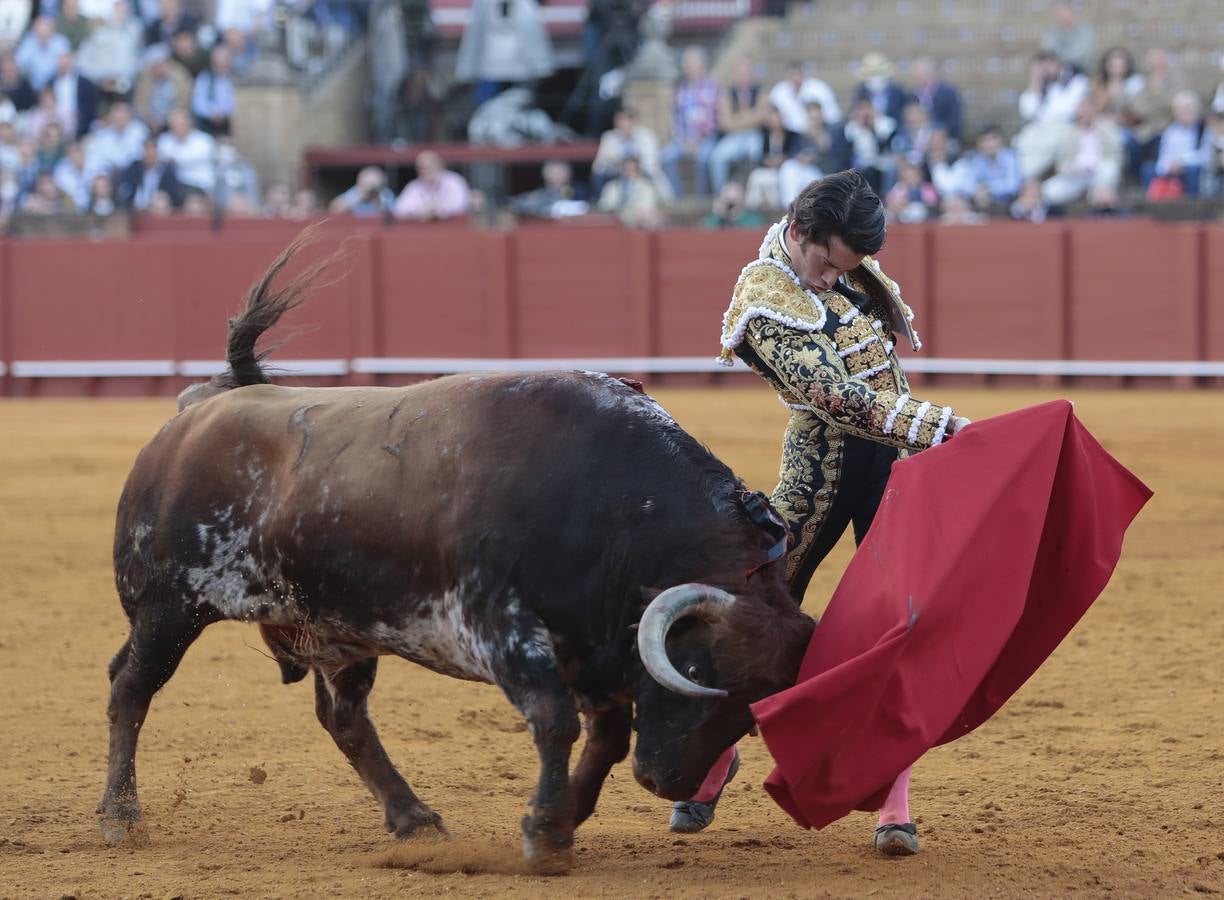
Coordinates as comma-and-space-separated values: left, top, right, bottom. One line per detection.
686, 665, 703, 684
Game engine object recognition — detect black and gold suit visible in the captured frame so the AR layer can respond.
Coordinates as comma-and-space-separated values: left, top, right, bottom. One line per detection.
720, 220, 957, 598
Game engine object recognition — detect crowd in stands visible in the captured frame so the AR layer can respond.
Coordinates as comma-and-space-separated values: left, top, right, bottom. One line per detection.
0, 0, 367, 229
369, 0, 1224, 229
8, 0, 1224, 232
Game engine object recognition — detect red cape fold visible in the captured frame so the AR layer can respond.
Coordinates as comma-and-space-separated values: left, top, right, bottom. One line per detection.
751, 400, 1152, 830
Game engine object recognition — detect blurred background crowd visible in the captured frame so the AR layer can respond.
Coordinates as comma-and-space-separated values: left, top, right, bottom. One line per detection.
3, 0, 1224, 232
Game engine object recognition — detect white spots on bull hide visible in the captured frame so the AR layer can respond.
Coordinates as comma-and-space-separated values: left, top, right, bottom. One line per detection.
366, 585, 557, 684
186, 507, 260, 617
367, 583, 498, 683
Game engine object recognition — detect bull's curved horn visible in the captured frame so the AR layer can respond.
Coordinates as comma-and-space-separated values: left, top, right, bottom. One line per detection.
637, 584, 736, 698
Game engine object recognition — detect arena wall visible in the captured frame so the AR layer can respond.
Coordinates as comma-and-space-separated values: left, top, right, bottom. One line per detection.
1, 220, 1221, 396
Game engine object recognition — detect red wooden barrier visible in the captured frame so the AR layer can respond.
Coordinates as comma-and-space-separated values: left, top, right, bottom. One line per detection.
0, 220, 1220, 396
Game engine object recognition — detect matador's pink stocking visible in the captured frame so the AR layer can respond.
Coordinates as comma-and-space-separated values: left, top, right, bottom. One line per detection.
877, 765, 912, 826
690, 745, 739, 803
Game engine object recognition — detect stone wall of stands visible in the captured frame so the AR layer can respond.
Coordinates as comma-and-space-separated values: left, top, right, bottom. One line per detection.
0, 218, 1220, 396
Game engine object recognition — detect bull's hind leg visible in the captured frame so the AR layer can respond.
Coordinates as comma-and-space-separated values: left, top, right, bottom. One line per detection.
98, 605, 212, 844
313, 659, 447, 839
571, 702, 632, 827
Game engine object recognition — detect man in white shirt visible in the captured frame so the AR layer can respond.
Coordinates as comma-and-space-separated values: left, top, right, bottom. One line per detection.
768, 62, 842, 134
1014, 51, 1089, 179
15, 16, 71, 91
156, 107, 216, 194
85, 100, 148, 176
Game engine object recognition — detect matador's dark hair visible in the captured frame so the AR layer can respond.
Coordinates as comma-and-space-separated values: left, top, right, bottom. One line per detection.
786, 169, 886, 256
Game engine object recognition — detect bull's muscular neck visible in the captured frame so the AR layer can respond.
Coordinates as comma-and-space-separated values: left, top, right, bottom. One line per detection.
717, 593, 816, 700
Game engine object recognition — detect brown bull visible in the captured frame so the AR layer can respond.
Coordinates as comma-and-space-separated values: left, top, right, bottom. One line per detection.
98, 229, 814, 872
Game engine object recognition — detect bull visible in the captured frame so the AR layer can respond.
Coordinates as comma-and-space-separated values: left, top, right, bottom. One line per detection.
98, 231, 815, 871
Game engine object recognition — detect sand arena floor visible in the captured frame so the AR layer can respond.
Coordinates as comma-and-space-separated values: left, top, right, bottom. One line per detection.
0, 386, 1221, 899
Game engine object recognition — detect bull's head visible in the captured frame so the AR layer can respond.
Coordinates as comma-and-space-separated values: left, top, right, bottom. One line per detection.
631, 582, 814, 800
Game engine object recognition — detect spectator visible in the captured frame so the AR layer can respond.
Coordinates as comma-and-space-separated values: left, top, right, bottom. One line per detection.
0, 119, 20, 171
214, 0, 276, 37
924, 127, 970, 200
15, 16, 72, 92
49, 50, 100, 138
393, 149, 471, 220
145, 189, 175, 215
53, 139, 93, 209
132, 44, 192, 132
78, 1, 146, 101
1093, 46, 1144, 120
509, 160, 588, 219
768, 61, 841, 133
328, 165, 396, 217
842, 95, 896, 195
145, 0, 198, 47
597, 153, 666, 228
262, 183, 292, 217
117, 134, 185, 209
85, 171, 119, 217
35, 118, 68, 170
939, 192, 985, 225
591, 106, 666, 199
0, 53, 37, 112
213, 139, 259, 210
292, 187, 321, 219
853, 52, 909, 124
908, 56, 962, 145
18, 86, 71, 142
889, 101, 936, 166
962, 124, 1023, 210
775, 101, 847, 207
56, 0, 97, 50
169, 26, 208, 78
1041, 99, 1122, 212
19, 170, 76, 214
703, 181, 763, 229
1124, 48, 1180, 181
1014, 50, 1090, 180
181, 190, 211, 216
454, 0, 554, 107
216, 26, 257, 78
1041, 2, 1095, 74
191, 45, 235, 136
156, 107, 216, 195
708, 58, 767, 194
660, 46, 720, 197
1150, 90, 1211, 198
744, 104, 803, 210
885, 157, 940, 223
1009, 178, 1049, 223
85, 100, 147, 176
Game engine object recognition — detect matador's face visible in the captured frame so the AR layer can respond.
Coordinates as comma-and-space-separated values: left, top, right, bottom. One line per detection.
787, 223, 864, 294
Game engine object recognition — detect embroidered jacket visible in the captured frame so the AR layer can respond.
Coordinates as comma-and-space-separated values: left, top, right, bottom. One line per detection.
720, 219, 953, 451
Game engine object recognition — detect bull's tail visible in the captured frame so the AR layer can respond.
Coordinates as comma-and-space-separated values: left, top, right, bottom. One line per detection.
178, 223, 345, 410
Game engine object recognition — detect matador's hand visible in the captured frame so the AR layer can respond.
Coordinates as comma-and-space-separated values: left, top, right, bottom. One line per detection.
947, 415, 972, 437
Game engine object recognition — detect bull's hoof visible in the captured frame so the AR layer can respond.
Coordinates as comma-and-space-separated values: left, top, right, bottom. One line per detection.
387, 804, 449, 840
521, 815, 574, 875
98, 802, 148, 847
873, 822, 919, 857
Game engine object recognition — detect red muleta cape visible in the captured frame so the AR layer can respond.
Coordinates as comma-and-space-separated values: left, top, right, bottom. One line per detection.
751, 400, 1152, 830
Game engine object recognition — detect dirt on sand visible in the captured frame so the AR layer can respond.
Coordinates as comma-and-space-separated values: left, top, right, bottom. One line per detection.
0, 387, 1221, 899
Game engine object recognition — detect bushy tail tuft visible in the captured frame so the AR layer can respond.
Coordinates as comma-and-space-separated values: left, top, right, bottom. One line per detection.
177, 223, 347, 410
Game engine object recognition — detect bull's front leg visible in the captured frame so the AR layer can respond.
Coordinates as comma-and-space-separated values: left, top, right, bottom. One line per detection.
571, 702, 632, 827
494, 618, 582, 874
